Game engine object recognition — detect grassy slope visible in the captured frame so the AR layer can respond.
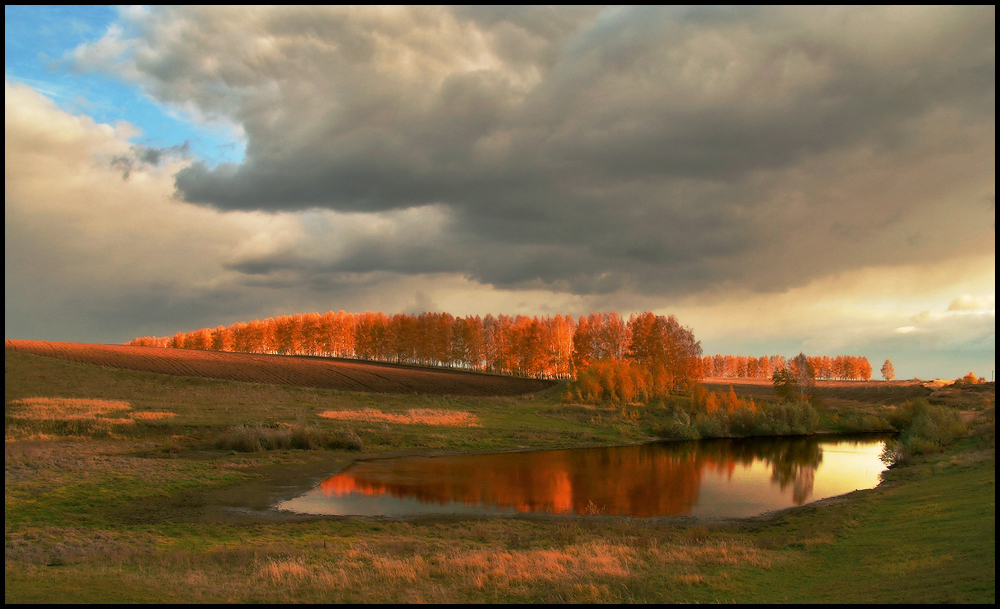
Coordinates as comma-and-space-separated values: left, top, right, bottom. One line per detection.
5, 351, 995, 603
738, 451, 994, 603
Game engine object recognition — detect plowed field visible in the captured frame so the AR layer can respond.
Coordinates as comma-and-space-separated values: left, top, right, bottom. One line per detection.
702, 375, 934, 404
5, 340, 555, 396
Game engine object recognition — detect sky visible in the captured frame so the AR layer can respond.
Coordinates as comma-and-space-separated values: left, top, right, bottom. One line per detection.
5, 6, 995, 380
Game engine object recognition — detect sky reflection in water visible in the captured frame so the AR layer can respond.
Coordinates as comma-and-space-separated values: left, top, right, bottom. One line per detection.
277, 436, 890, 518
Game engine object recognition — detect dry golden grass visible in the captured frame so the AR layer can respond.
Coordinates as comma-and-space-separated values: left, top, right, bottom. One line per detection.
318, 408, 480, 427
674, 574, 706, 586
8, 398, 131, 420
129, 411, 177, 420
254, 544, 633, 599
235, 536, 773, 602
6, 397, 175, 430
446, 542, 636, 587
649, 540, 772, 568
257, 557, 311, 583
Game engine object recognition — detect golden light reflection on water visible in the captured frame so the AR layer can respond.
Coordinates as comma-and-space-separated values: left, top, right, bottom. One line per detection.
277, 436, 891, 518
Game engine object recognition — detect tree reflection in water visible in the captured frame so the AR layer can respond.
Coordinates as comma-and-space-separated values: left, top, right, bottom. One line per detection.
279, 435, 889, 518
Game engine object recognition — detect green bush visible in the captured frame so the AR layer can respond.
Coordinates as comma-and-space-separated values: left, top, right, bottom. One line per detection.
880, 399, 967, 466
655, 400, 819, 440
839, 413, 894, 433
657, 411, 701, 440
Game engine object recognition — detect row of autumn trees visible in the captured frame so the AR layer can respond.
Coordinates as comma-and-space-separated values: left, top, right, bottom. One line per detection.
701, 354, 873, 381
128, 311, 702, 384
127, 309, 873, 386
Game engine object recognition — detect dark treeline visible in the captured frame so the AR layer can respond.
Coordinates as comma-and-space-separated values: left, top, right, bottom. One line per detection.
701, 354, 873, 381
128, 311, 702, 383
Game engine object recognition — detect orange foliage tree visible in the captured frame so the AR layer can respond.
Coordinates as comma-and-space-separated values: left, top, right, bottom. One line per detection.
130, 308, 704, 385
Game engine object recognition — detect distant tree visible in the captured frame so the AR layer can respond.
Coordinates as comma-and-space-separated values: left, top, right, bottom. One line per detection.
484, 314, 515, 374
626, 312, 702, 391
724, 386, 740, 413
772, 368, 798, 401
571, 315, 595, 374
390, 313, 417, 364
323, 310, 355, 358
547, 315, 576, 379
595, 312, 629, 360
881, 359, 895, 381
170, 332, 186, 349
857, 356, 873, 381
513, 315, 546, 377
704, 391, 720, 414
300, 312, 323, 355
757, 355, 772, 379
187, 328, 212, 351
959, 371, 980, 385
776, 353, 816, 402
210, 326, 230, 352
451, 315, 484, 370
714, 354, 726, 377
789, 353, 816, 394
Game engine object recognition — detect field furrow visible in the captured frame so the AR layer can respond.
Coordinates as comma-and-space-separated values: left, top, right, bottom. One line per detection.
4, 340, 554, 396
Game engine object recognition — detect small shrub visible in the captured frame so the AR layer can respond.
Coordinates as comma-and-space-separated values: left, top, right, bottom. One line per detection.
655, 411, 700, 440
338, 428, 364, 451
213, 424, 363, 452
839, 413, 894, 433
880, 399, 967, 466
695, 413, 726, 438
654, 400, 819, 440
566, 360, 680, 405
969, 406, 995, 447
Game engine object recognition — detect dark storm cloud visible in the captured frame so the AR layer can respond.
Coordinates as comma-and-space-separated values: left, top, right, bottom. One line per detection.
80, 6, 995, 296
226, 240, 467, 278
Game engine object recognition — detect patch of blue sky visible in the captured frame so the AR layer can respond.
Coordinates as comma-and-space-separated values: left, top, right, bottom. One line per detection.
5, 5, 244, 166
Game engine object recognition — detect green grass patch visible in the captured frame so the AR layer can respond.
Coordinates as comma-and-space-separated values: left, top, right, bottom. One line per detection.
5, 350, 995, 602
731, 450, 995, 603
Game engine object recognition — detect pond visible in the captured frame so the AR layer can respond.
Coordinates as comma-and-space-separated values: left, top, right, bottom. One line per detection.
276, 435, 892, 519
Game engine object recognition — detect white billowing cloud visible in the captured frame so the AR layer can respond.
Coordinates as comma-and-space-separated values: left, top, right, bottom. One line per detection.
6, 81, 254, 340
3, 80, 591, 341
948, 294, 995, 312
4, 82, 434, 341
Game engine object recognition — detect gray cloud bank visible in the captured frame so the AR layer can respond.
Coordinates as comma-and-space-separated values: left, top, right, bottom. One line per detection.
75, 6, 994, 296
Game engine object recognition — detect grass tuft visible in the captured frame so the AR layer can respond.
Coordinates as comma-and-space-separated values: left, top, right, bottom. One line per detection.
317, 408, 481, 427
212, 423, 363, 452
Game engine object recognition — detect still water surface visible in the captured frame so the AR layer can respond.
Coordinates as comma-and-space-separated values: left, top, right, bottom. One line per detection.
277, 435, 891, 518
